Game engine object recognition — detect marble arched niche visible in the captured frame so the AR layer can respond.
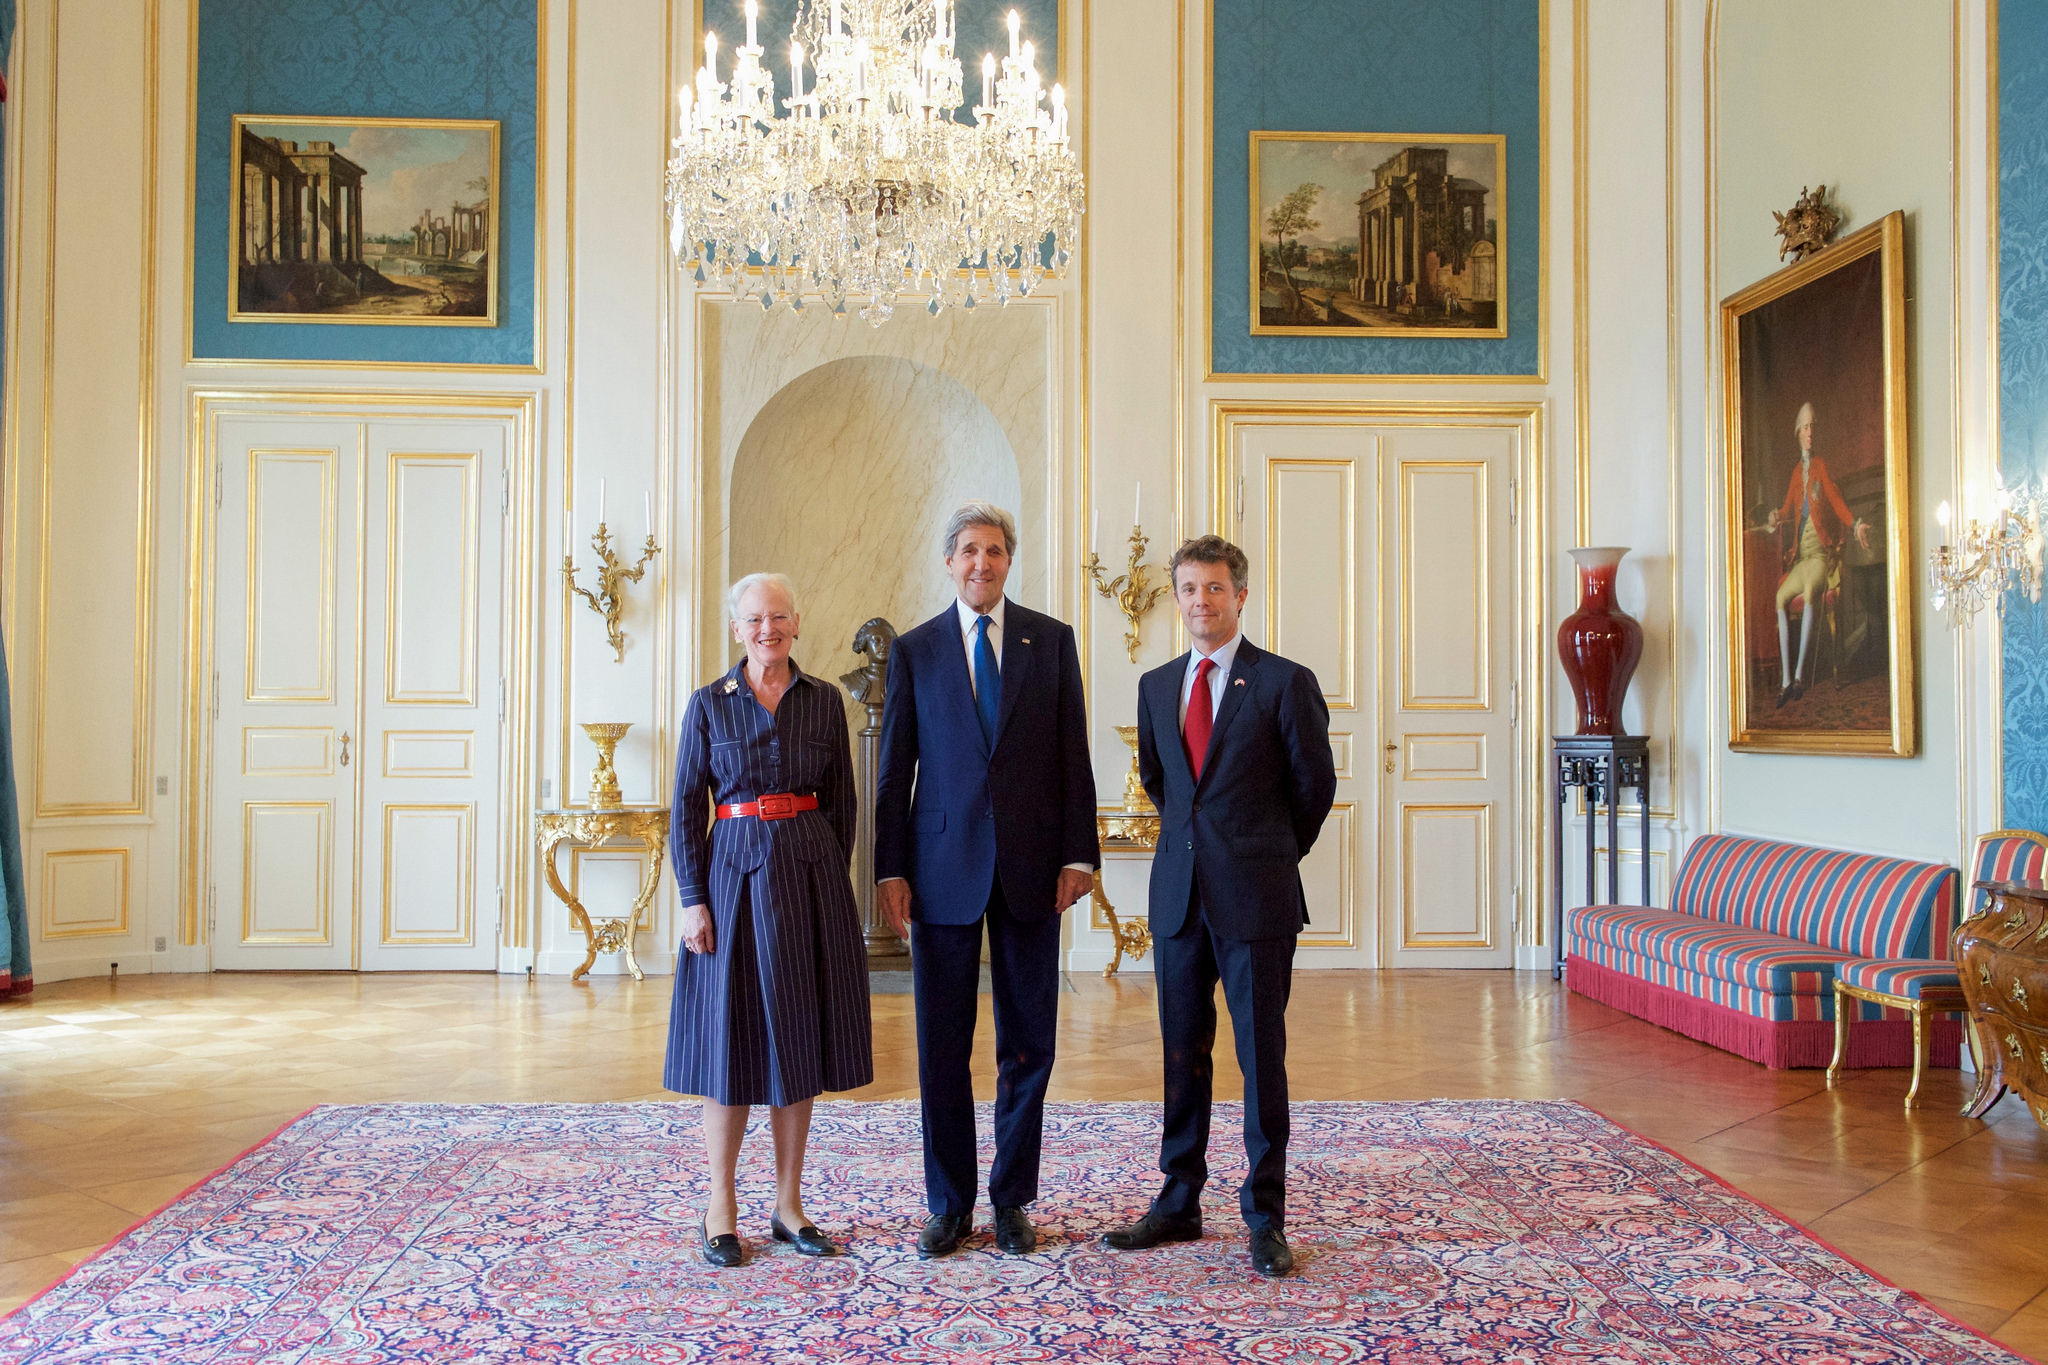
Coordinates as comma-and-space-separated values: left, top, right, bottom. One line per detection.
727, 356, 1023, 691
696, 298, 1057, 690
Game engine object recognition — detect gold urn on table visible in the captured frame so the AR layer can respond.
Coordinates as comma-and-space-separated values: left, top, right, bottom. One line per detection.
582, 722, 632, 809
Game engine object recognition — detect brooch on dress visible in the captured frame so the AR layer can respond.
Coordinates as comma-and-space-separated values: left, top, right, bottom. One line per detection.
721, 679, 740, 695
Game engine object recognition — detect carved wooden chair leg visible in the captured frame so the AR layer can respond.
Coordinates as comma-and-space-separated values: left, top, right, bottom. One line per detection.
1903, 1004, 1927, 1111
1826, 981, 1851, 1088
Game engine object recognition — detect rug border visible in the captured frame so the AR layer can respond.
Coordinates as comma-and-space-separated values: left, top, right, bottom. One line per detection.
1575, 1098, 2046, 1365
0, 1104, 318, 1324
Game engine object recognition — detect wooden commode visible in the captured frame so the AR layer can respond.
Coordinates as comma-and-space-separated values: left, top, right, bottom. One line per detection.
1959, 877, 2048, 1128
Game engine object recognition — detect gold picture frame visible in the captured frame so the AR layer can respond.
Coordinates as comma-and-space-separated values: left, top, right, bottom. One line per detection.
228, 115, 500, 327
1249, 130, 1507, 340
1720, 211, 1915, 756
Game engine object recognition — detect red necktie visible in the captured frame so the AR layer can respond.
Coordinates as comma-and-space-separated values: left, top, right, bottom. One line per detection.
1184, 657, 1216, 779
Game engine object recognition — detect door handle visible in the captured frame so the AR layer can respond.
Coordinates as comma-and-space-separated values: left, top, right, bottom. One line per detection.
339, 731, 352, 768
1384, 740, 1398, 774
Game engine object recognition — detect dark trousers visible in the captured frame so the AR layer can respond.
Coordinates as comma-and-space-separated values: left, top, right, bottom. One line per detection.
1151, 889, 1296, 1231
910, 879, 1061, 1215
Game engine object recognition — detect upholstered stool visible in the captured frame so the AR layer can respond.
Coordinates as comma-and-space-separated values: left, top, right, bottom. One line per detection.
1828, 959, 1969, 1111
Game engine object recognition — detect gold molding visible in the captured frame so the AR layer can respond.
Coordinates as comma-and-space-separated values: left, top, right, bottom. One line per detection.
380, 802, 477, 946
1397, 458, 1490, 712
1300, 800, 1357, 949
33, 0, 160, 819
183, 387, 540, 954
242, 726, 337, 778
1198, 0, 1550, 385
1263, 456, 1356, 710
1398, 801, 1493, 949
244, 447, 340, 704
383, 452, 481, 706
382, 729, 476, 779
39, 847, 131, 940
241, 799, 334, 945
1572, 0, 1590, 545
180, 0, 549, 371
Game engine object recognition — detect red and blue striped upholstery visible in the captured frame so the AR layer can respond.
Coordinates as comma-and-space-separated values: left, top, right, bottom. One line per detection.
1566, 930, 1841, 1020
1568, 904, 1852, 993
1838, 957, 1965, 1003
1970, 830, 2048, 915
1668, 834, 1958, 960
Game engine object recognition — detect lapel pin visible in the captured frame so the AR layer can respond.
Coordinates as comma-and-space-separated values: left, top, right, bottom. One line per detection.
721, 679, 739, 695
1234, 678, 1247, 686
1021, 637, 1032, 645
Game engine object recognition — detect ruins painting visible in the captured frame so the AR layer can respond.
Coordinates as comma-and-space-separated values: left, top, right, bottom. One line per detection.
230, 116, 499, 325
1250, 131, 1506, 338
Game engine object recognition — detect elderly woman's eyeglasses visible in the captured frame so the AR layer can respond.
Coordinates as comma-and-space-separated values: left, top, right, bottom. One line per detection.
738, 614, 794, 630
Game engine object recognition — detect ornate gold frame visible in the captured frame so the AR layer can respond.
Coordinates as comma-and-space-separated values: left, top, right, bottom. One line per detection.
1247, 130, 1508, 341
226, 115, 502, 329
1718, 210, 1916, 757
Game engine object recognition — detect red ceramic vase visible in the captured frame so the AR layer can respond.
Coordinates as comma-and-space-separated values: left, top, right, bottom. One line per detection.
1557, 546, 1643, 736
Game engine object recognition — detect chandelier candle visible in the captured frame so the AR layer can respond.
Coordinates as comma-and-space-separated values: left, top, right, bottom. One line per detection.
669, 0, 1084, 325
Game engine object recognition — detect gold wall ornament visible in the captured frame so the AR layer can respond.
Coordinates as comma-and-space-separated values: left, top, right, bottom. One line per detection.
1772, 184, 1842, 262
1084, 526, 1172, 663
580, 722, 632, 810
564, 523, 659, 663
1112, 725, 1154, 812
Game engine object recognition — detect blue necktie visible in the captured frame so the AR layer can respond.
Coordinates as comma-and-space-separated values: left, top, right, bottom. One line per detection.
973, 614, 1001, 746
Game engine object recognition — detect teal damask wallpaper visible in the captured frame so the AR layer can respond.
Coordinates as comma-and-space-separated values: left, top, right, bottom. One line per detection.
2000, 2, 2048, 828
193, 0, 539, 366
1209, 0, 1540, 378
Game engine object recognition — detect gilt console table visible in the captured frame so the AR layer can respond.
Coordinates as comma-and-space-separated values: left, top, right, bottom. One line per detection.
1958, 876, 2048, 1130
1093, 809, 1159, 978
534, 806, 670, 983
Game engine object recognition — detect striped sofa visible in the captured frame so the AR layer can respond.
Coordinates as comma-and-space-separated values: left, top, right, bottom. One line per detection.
1566, 833, 1962, 1069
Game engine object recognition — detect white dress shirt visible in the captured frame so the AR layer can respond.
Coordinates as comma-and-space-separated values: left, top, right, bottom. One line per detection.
879, 597, 1094, 882
955, 597, 1004, 694
1179, 629, 1244, 729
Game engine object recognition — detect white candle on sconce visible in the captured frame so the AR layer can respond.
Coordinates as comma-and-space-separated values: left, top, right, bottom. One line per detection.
1937, 499, 1952, 546
1092, 508, 1100, 553
744, 0, 757, 49
599, 477, 607, 527
644, 490, 652, 540
1134, 481, 1142, 528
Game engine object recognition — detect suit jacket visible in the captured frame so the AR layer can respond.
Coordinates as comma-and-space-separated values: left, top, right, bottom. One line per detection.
1774, 454, 1856, 555
873, 600, 1099, 925
1137, 638, 1337, 941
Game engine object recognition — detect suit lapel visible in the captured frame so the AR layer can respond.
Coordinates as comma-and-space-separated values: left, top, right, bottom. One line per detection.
1155, 654, 1195, 791
1197, 639, 1259, 788
994, 600, 1032, 740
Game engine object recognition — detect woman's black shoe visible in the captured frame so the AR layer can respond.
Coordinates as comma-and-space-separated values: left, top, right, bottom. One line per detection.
770, 1214, 839, 1257
700, 1217, 744, 1268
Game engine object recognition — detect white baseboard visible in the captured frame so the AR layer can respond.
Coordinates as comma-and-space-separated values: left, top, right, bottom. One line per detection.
28, 949, 176, 985
531, 947, 675, 978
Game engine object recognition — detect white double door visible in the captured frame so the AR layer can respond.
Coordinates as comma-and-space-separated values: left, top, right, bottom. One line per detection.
1230, 415, 1523, 968
211, 415, 506, 971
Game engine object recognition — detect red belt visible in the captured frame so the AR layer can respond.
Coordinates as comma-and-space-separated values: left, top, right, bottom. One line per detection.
715, 793, 818, 821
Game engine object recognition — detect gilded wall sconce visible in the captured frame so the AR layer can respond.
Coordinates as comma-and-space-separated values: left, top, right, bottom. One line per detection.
1084, 526, 1172, 663
565, 523, 660, 663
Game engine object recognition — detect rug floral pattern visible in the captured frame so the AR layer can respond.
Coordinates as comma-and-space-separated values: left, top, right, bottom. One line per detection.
0, 1100, 2026, 1364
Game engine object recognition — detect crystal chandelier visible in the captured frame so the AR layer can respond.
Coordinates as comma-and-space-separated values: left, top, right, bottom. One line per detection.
1929, 485, 2045, 624
667, 0, 1083, 325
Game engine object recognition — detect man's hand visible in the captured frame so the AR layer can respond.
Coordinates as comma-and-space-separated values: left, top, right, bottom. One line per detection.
878, 879, 913, 941
680, 903, 715, 955
1055, 868, 1095, 914
1854, 518, 1872, 551
1766, 509, 1781, 533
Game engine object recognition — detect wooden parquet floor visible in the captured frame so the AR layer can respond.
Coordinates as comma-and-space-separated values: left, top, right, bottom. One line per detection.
0, 967, 2043, 1352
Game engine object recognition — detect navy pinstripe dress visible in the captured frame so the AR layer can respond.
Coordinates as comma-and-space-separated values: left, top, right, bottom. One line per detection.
663, 659, 874, 1107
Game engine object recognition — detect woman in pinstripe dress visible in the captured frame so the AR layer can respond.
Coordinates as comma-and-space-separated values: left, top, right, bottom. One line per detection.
666, 572, 874, 1267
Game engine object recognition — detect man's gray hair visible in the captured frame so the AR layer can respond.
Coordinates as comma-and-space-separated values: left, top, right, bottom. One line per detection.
941, 500, 1018, 558
726, 571, 799, 621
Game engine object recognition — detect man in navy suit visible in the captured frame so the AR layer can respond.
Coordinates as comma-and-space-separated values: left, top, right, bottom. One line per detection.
1102, 534, 1335, 1277
875, 501, 1099, 1259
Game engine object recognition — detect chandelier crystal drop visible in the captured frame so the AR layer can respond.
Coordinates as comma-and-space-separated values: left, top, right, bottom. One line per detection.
667, 0, 1083, 326
1929, 484, 2045, 626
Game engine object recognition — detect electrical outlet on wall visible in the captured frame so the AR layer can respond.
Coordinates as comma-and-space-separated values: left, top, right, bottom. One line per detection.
155, 776, 169, 796
541, 778, 552, 799
154, 937, 167, 953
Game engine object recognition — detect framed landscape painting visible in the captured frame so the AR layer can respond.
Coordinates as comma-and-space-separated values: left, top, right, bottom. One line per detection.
1721, 211, 1914, 757
1249, 131, 1506, 338
229, 115, 500, 326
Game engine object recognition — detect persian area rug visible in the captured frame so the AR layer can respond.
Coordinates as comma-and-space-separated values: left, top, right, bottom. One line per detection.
0, 1100, 2028, 1364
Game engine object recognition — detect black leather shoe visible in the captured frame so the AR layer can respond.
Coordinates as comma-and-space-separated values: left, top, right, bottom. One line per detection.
1249, 1226, 1294, 1277
917, 1212, 972, 1259
992, 1205, 1037, 1255
700, 1218, 744, 1268
770, 1214, 839, 1257
1101, 1212, 1203, 1250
